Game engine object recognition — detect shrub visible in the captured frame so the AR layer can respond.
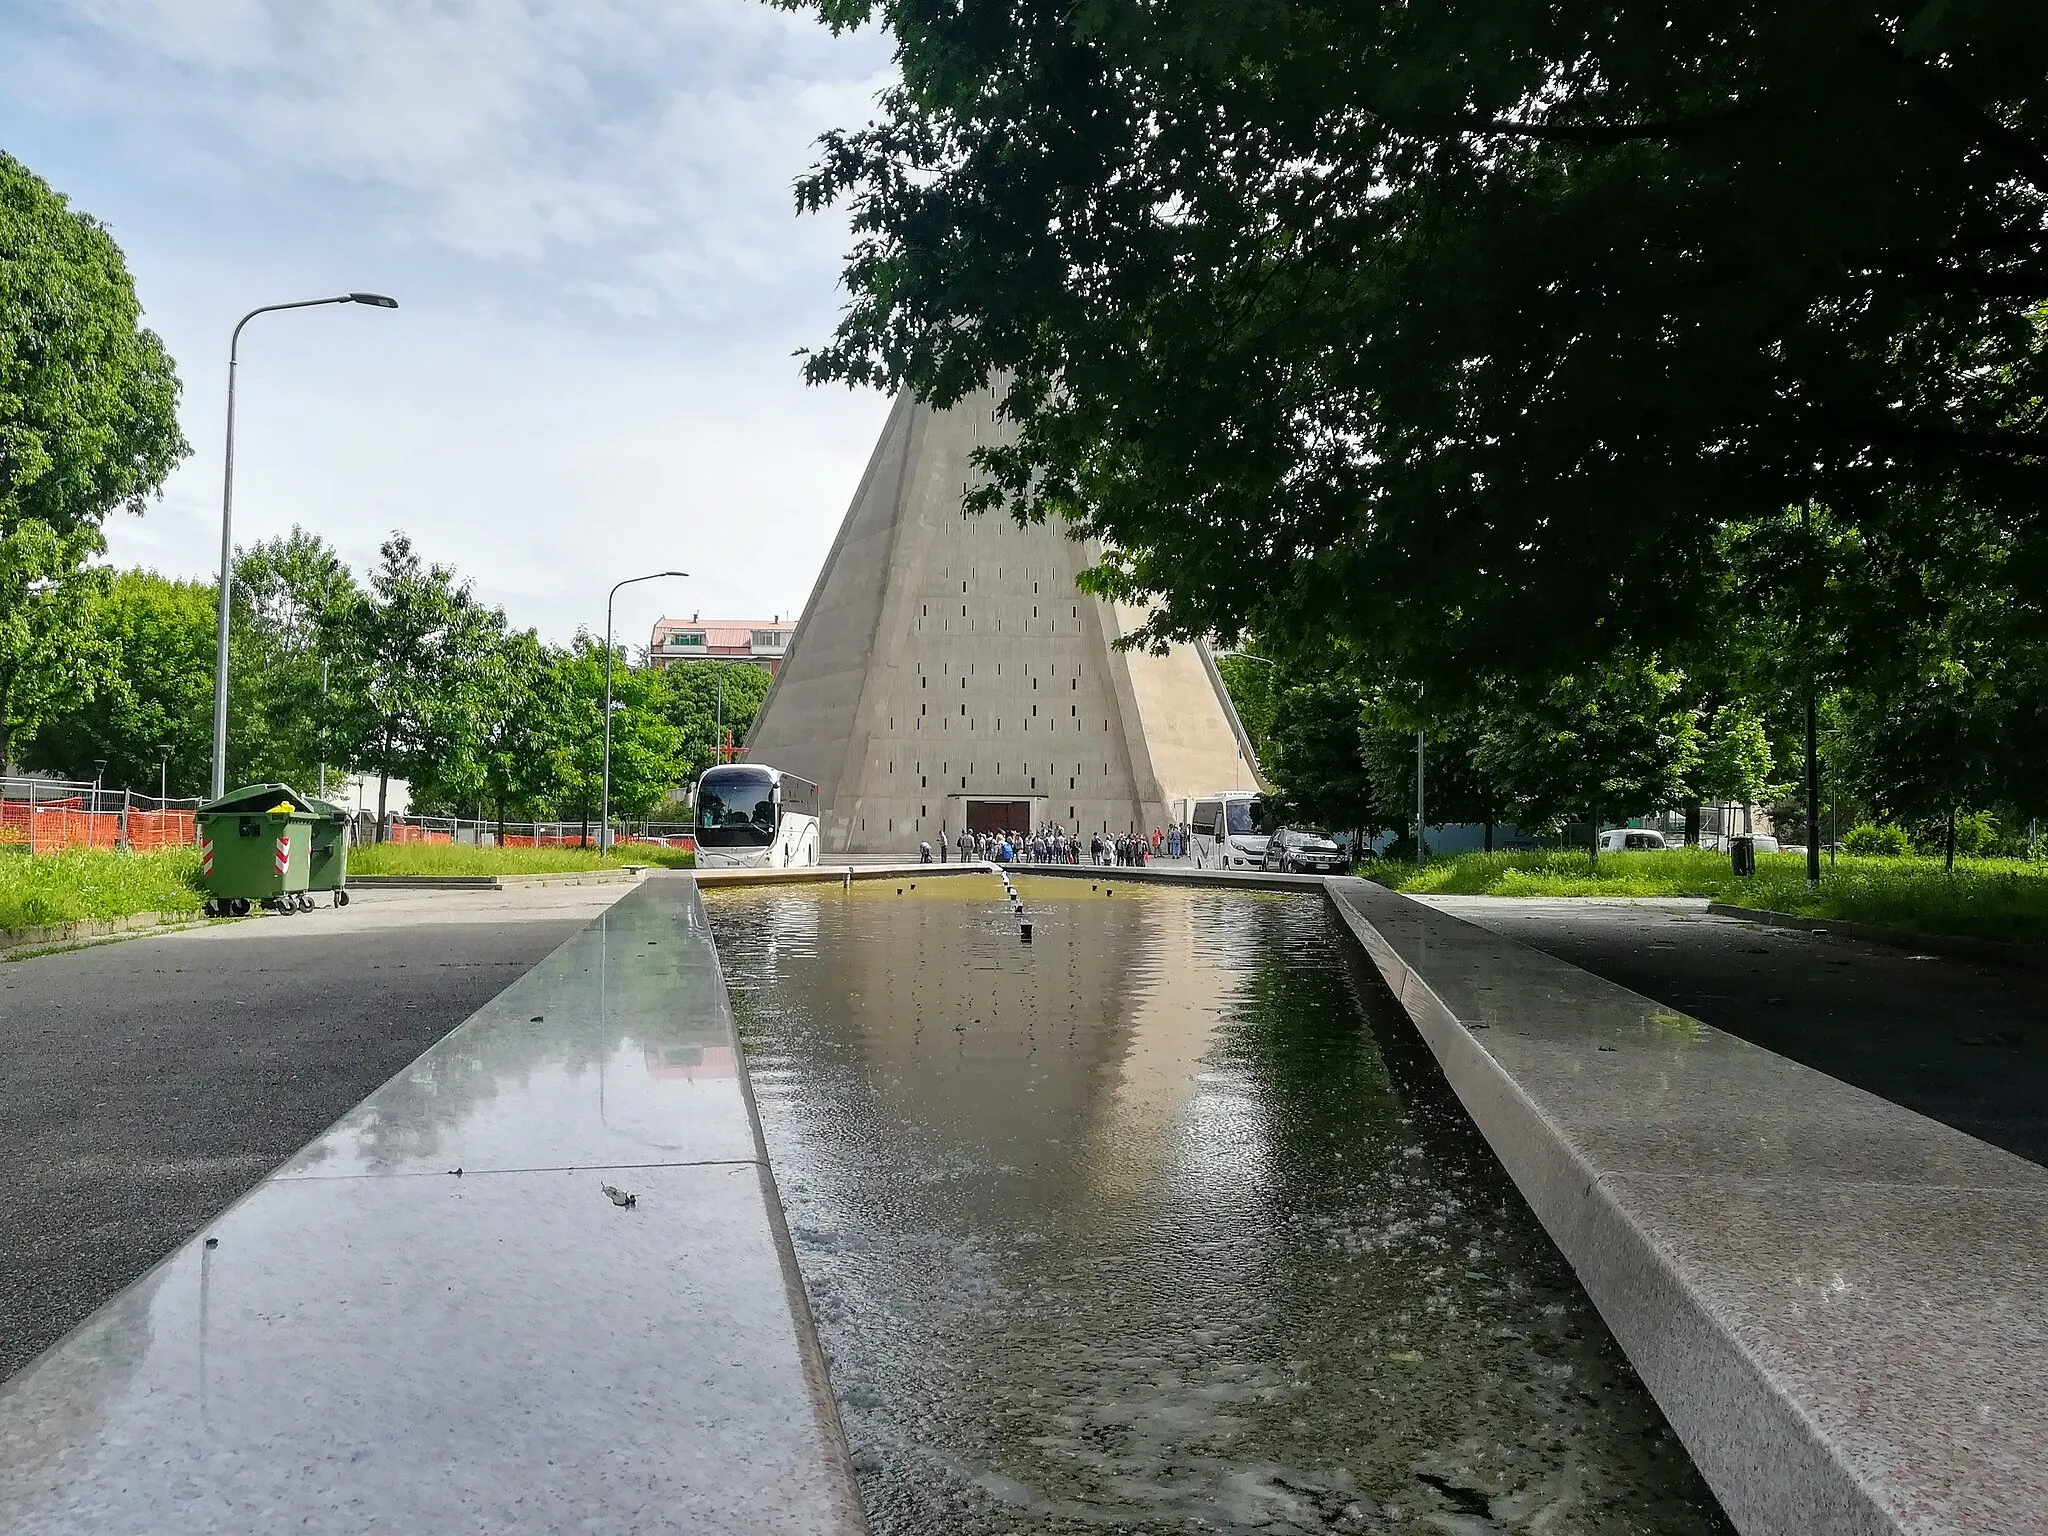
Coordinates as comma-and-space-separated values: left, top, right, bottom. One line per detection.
1843, 823, 1910, 857
1954, 810, 2001, 858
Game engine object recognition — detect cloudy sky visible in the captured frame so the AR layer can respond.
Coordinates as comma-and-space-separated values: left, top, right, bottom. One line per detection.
0, 0, 897, 651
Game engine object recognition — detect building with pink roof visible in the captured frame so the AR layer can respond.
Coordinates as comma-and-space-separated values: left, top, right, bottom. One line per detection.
647, 615, 795, 675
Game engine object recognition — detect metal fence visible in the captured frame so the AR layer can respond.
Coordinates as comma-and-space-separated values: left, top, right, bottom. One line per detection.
1, 778, 695, 856
0, 776, 204, 854
360, 813, 695, 852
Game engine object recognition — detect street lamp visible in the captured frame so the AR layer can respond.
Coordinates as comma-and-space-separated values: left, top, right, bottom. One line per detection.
156, 745, 174, 807
209, 292, 398, 800
600, 571, 688, 852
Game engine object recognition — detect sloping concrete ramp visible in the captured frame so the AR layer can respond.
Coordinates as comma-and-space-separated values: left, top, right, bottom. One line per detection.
0, 876, 862, 1536
1327, 877, 2047, 1536
742, 388, 1261, 853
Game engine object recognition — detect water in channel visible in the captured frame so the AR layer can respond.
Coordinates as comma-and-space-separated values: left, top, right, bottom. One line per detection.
706, 875, 1733, 1536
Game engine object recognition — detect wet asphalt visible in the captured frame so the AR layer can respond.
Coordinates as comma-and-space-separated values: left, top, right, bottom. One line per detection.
0, 888, 621, 1383
1422, 897, 2048, 1170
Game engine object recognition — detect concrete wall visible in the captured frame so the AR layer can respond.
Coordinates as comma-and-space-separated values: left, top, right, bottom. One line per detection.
744, 391, 1258, 855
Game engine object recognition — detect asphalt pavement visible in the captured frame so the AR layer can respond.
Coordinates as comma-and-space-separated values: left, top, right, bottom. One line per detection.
0, 883, 629, 1382
1420, 895, 2048, 1169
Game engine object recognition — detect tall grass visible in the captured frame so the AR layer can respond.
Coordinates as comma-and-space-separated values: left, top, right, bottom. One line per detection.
347, 841, 694, 876
0, 846, 205, 933
1373, 848, 2048, 944
1382, 847, 1738, 899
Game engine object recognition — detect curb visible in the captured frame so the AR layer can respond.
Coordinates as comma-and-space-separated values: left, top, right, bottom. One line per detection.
685, 863, 1328, 892
347, 870, 649, 891
1706, 901, 2048, 969
690, 862, 987, 888
0, 908, 210, 957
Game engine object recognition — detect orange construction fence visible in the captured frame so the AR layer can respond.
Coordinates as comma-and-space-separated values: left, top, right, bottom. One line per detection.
0, 799, 197, 853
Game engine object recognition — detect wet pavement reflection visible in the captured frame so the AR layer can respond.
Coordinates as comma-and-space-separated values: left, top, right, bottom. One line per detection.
707, 876, 1733, 1535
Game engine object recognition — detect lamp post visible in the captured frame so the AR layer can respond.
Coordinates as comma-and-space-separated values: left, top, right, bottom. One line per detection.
156, 745, 173, 807
600, 571, 688, 852
210, 292, 398, 800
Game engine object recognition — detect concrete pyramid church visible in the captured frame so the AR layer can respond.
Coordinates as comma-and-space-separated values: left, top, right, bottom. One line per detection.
743, 389, 1262, 856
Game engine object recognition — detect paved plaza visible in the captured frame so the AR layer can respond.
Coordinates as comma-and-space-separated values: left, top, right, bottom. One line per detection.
0, 885, 628, 1380
1419, 895, 2048, 1168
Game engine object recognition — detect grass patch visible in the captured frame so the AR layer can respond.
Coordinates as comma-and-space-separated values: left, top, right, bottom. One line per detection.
0, 846, 205, 933
1377, 847, 1738, 899
1372, 848, 2048, 945
346, 841, 694, 877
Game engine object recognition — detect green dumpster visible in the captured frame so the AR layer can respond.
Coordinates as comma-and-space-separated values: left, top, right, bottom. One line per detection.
304, 797, 353, 906
197, 784, 318, 917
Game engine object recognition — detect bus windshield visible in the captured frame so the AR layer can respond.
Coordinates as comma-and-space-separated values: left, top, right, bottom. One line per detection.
1226, 798, 1266, 836
696, 769, 776, 848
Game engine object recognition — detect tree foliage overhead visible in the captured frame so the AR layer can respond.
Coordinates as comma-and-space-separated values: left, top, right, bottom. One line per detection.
788, 0, 2048, 691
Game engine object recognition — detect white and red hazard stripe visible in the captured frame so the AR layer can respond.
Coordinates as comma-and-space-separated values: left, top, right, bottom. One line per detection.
274, 834, 291, 876
200, 837, 213, 877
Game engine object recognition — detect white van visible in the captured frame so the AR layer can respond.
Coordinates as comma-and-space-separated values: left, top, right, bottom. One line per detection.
1596, 828, 1669, 852
1190, 791, 1270, 870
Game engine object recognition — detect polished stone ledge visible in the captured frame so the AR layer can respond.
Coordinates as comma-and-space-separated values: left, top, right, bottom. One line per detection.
1324, 877, 2048, 1536
0, 875, 865, 1536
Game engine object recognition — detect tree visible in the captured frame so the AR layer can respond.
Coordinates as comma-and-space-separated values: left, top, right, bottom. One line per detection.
0, 520, 106, 770
326, 534, 496, 835
2, 151, 187, 538
786, 0, 2048, 696
463, 628, 573, 836
22, 568, 211, 793
1472, 656, 1702, 862
229, 529, 362, 790
655, 661, 773, 785
2, 151, 186, 771
1215, 652, 1278, 762
546, 636, 684, 843
1263, 668, 1382, 848
1361, 700, 1509, 854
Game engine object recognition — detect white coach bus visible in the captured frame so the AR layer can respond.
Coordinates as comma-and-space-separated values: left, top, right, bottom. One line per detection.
692, 763, 821, 869
1189, 790, 1271, 871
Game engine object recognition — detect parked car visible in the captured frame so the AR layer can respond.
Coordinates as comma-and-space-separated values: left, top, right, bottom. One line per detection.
1263, 827, 1348, 873
1596, 828, 1670, 852
1706, 832, 1781, 855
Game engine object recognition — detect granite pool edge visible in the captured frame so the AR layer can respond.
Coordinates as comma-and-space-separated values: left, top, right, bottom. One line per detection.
0, 877, 870, 1536
1319, 876, 2047, 1536
679, 873, 871, 1535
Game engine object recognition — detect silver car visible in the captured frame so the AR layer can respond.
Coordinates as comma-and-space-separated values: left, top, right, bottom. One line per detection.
1262, 827, 1347, 873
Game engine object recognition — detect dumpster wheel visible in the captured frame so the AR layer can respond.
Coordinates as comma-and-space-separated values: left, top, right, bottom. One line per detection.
335, 889, 351, 908
231, 897, 250, 917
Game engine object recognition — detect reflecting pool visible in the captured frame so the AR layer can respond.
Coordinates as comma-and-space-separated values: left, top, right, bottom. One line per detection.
706, 875, 1733, 1535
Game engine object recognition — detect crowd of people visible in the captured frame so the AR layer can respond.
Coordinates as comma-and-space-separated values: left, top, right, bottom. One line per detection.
917, 824, 1194, 866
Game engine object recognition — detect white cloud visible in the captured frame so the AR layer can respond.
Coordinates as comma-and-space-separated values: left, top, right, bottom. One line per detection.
2, 0, 903, 642
43, 0, 894, 298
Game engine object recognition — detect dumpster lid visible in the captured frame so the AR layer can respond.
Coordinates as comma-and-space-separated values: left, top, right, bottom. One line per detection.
201, 783, 316, 815
303, 797, 352, 821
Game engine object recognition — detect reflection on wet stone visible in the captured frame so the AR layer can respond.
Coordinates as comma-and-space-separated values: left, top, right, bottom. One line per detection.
707, 877, 1733, 1535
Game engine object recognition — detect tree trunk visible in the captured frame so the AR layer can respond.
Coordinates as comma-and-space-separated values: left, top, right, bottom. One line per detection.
1588, 810, 1599, 869
376, 769, 390, 844
1805, 680, 1821, 884
1483, 818, 1495, 853
1945, 806, 1957, 874
496, 797, 506, 847
1683, 801, 1701, 847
